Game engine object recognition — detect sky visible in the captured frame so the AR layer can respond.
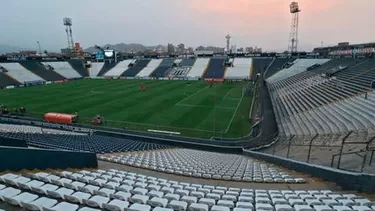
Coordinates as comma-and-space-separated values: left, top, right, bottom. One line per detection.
1, 0, 374, 52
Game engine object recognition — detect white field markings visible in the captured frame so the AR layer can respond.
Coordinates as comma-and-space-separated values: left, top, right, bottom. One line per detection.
175, 86, 209, 106
223, 84, 248, 133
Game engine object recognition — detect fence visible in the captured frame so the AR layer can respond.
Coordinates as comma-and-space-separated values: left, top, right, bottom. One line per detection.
264, 132, 375, 173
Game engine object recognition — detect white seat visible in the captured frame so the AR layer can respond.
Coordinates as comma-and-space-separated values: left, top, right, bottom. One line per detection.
3, 192, 38, 206
238, 196, 253, 202
78, 185, 100, 194
83, 195, 110, 208
294, 205, 315, 211
188, 203, 209, 211
332, 205, 355, 211
42, 202, 79, 211
110, 191, 131, 201
0, 173, 18, 183
313, 205, 336, 211
222, 195, 237, 202
103, 199, 129, 211
129, 194, 149, 204
206, 193, 220, 200
65, 192, 91, 204
198, 198, 215, 207
6, 176, 30, 186
235, 202, 253, 209
210, 205, 230, 211
18, 180, 44, 190
47, 188, 74, 199
32, 184, 59, 195
351, 205, 373, 211
117, 185, 133, 192
125, 203, 151, 211
0, 187, 22, 201
181, 196, 198, 204
275, 204, 294, 211
153, 207, 173, 211
190, 191, 204, 199
167, 200, 188, 211
78, 207, 101, 211
148, 190, 164, 198
233, 208, 249, 211
131, 188, 148, 195
147, 197, 168, 207
255, 203, 274, 211
95, 188, 116, 197
355, 199, 375, 206
21, 197, 58, 211
217, 200, 234, 208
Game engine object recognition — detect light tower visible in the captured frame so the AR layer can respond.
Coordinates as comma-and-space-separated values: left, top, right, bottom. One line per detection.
63, 17, 75, 51
288, 2, 301, 53
225, 34, 231, 53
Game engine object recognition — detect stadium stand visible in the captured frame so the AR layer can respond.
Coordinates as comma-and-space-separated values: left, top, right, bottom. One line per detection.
0, 131, 170, 153
42, 62, 82, 79
168, 58, 196, 78
136, 59, 163, 77
150, 58, 175, 78
0, 63, 45, 84
186, 58, 210, 78
0, 123, 85, 135
19, 61, 65, 82
104, 60, 133, 77
266, 58, 375, 137
266, 59, 330, 83
0, 169, 373, 211
89, 62, 104, 78
252, 58, 273, 80
121, 59, 151, 77
224, 58, 252, 80
0, 71, 20, 88
99, 149, 306, 183
202, 57, 226, 79
264, 58, 290, 79
68, 60, 89, 77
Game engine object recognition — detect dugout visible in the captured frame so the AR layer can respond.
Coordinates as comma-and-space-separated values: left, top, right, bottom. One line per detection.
44, 112, 78, 124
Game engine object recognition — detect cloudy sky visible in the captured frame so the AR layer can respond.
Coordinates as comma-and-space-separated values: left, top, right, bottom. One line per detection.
1, 0, 374, 52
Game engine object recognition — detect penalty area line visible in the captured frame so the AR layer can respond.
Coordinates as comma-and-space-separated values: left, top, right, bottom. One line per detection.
224, 85, 246, 133
175, 86, 209, 106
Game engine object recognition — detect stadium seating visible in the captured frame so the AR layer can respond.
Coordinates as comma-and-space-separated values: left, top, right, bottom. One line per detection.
224, 58, 252, 80
264, 58, 289, 79
68, 60, 89, 77
252, 58, 273, 80
168, 58, 196, 78
267, 58, 375, 137
99, 149, 306, 183
266, 59, 330, 84
89, 62, 104, 78
19, 61, 66, 81
121, 59, 151, 77
137, 59, 163, 77
104, 60, 134, 77
186, 58, 210, 78
0, 123, 85, 135
0, 131, 170, 153
202, 58, 226, 79
333, 58, 375, 88
1, 169, 373, 211
0, 72, 20, 88
42, 62, 82, 79
0, 63, 45, 83
150, 58, 175, 78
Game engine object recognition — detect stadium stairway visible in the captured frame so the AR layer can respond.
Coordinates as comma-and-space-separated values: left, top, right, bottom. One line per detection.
68, 59, 89, 77
121, 59, 151, 77
0, 63, 44, 84
0, 72, 20, 88
96, 61, 117, 77
202, 58, 226, 79
167, 58, 196, 78
150, 58, 175, 78
19, 61, 65, 82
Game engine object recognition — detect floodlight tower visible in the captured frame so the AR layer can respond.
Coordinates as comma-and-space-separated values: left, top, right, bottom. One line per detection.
63, 17, 75, 51
226, 34, 231, 53
288, 2, 301, 53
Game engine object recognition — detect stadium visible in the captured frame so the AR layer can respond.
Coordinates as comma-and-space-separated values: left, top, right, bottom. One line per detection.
0, 1, 375, 211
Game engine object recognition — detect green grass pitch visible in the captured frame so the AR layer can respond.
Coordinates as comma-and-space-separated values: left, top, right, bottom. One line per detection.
0, 79, 254, 139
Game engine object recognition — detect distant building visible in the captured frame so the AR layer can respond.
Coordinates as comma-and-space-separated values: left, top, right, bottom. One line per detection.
177, 43, 185, 53
245, 46, 262, 53
167, 43, 175, 54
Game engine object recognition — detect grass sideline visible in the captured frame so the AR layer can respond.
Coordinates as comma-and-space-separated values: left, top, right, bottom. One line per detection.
0, 79, 253, 139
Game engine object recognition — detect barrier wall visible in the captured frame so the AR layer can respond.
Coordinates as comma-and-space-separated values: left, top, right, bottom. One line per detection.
0, 147, 98, 172
0, 136, 27, 148
243, 149, 375, 193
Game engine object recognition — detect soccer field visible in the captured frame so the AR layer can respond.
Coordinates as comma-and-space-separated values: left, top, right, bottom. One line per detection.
0, 79, 254, 138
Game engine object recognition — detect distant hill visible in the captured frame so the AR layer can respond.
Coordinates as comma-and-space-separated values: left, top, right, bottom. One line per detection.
0, 45, 20, 54
85, 43, 166, 53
